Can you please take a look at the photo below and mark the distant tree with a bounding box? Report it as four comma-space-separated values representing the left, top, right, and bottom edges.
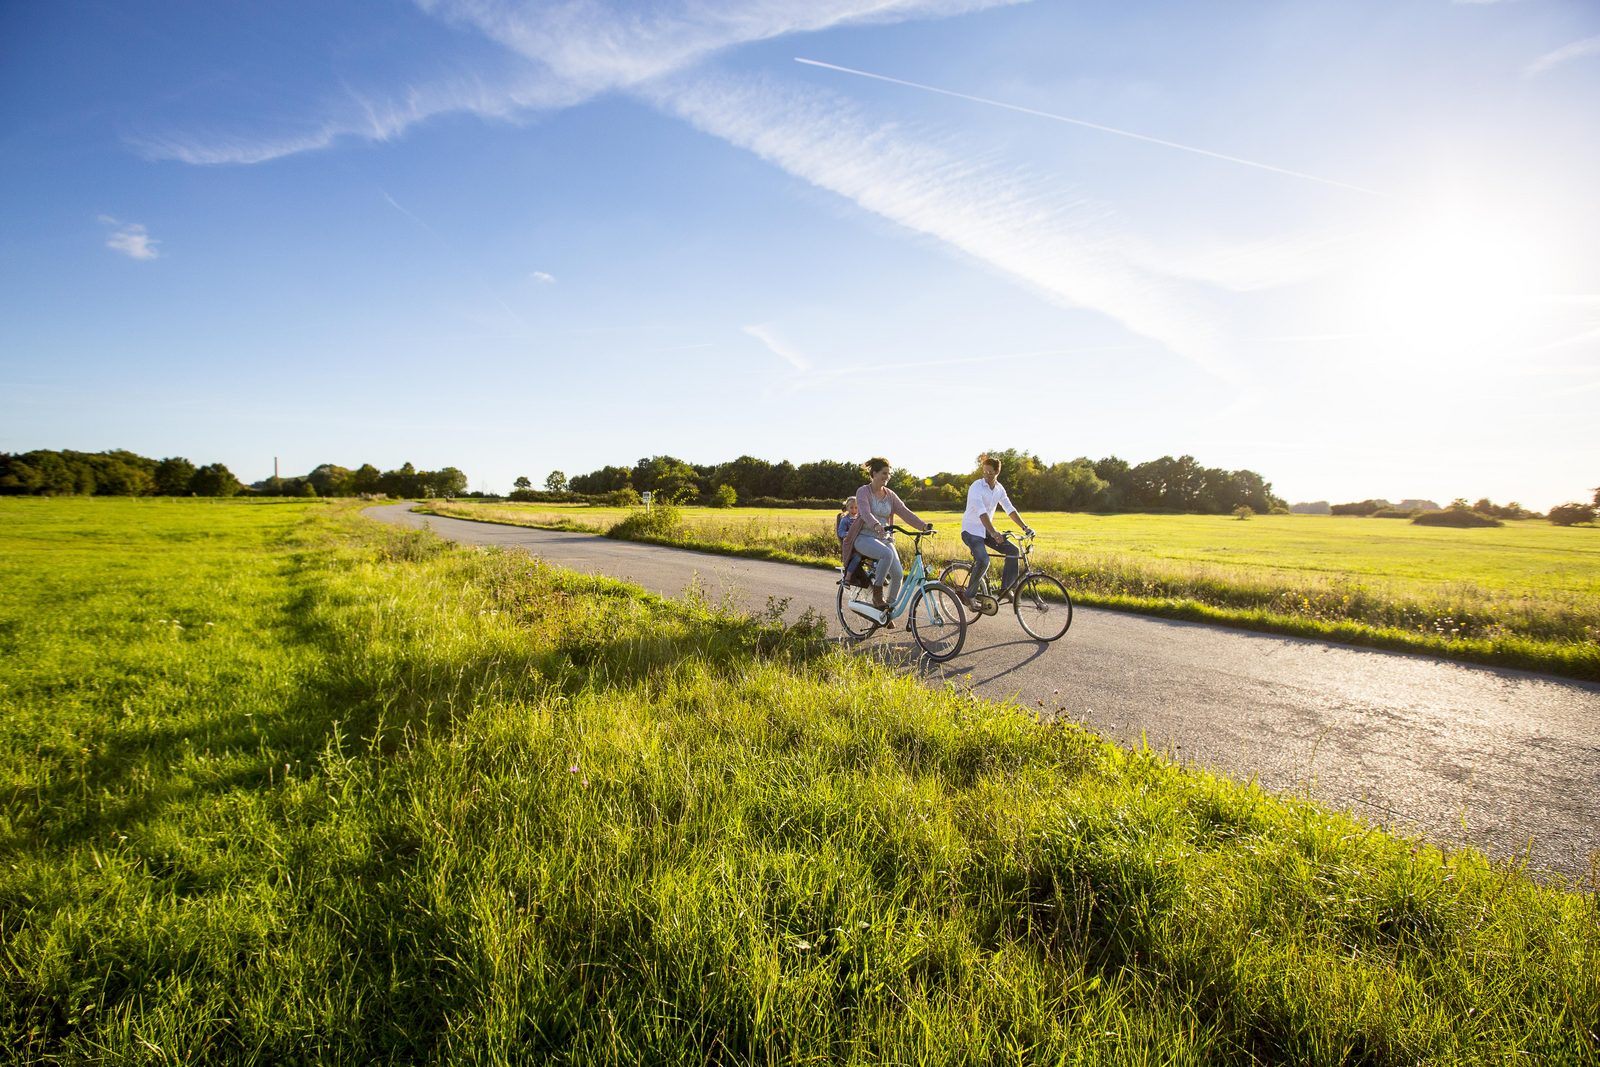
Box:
189, 463, 241, 497
153, 457, 196, 495
791, 459, 865, 499
307, 464, 354, 497
631, 455, 699, 501
1548, 502, 1597, 526
1092, 456, 1133, 509
569, 465, 631, 494
1593, 486, 1599, 508
1331, 499, 1389, 517
87, 459, 137, 495
709, 484, 737, 508
351, 464, 382, 494
1033, 459, 1107, 510
544, 470, 567, 493
431, 467, 468, 499
379, 462, 421, 498
298, 480, 318, 497
513, 475, 532, 492
92, 451, 155, 496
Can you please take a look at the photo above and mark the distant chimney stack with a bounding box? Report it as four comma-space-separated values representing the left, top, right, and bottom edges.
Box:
274, 457, 279, 479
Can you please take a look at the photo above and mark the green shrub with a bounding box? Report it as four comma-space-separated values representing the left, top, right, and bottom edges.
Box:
608, 500, 684, 541
1372, 507, 1418, 519
1232, 505, 1254, 520
1412, 509, 1503, 528
1331, 499, 1387, 516
709, 484, 737, 508
605, 486, 642, 507
1547, 502, 1597, 526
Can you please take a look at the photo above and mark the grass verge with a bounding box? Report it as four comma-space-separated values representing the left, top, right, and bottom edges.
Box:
2, 498, 1596, 1064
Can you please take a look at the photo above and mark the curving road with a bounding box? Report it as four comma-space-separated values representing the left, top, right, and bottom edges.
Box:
367, 504, 1600, 883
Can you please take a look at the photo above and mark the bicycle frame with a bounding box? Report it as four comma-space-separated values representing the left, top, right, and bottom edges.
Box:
842, 528, 953, 626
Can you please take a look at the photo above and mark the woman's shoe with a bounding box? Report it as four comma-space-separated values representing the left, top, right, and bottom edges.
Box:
871, 585, 886, 610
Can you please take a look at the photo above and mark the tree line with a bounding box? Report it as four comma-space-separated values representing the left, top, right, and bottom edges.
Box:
529, 449, 1285, 514
0, 450, 467, 499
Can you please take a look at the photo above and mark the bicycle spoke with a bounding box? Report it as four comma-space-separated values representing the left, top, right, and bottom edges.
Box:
1013, 573, 1072, 642
909, 584, 966, 661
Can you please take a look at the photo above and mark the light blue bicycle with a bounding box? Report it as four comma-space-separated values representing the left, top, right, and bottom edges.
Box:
837, 524, 968, 661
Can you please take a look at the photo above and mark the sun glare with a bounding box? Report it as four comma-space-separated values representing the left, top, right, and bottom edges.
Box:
1361, 193, 1567, 363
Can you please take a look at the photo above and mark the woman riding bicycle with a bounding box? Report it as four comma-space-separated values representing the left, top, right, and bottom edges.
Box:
841, 457, 931, 623
959, 453, 1034, 613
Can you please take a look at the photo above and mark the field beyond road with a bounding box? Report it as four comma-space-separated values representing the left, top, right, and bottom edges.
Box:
2, 498, 1596, 1064
420, 501, 1600, 681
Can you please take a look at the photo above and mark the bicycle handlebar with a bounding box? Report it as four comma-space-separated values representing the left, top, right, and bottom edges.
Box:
885, 523, 935, 536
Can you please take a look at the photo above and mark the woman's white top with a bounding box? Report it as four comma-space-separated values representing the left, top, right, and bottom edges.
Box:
868, 491, 894, 533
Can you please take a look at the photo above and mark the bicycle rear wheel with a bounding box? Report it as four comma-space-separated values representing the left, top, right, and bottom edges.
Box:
837, 581, 881, 639
1013, 573, 1072, 642
909, 582, 966, 661
937, 561, 984, 599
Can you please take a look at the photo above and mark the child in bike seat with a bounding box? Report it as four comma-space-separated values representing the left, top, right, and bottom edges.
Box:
837, 497, 870, 586
836, 496, 858, 541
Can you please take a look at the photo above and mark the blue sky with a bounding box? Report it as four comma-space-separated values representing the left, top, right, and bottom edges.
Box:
3, 0, 1597, 508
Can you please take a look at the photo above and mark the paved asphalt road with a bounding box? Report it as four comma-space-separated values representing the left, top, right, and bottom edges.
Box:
367, 504, 1600, 883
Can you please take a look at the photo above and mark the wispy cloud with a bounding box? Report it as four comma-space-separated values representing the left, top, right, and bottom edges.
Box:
743, 323, 812, 371
1524, 34, 1600, 78
795, 58, 1386, 197
145, 0, 1022, 164
99, 216, 160, 260
650, 72, 1233, 377
531, 271, 557, 284
422, 0, 1023, 91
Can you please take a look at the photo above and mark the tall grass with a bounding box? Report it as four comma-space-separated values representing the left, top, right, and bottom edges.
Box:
2, 499, 1596, 1064
418, 501, 1600, 680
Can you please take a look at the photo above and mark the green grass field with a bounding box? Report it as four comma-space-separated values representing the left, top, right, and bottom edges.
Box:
420, 501, 1600, 680
2, 497, 1597, 1063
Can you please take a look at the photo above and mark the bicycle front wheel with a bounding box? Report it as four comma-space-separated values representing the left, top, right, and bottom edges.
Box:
837, 582, 881, 640
1013, 573, 1072, 642
909, 582, 966, 662
937, 561, 983, 599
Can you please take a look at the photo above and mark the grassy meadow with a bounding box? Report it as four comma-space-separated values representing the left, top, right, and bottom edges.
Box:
1, 497, 1597, 1064
419, 501, 1600, 681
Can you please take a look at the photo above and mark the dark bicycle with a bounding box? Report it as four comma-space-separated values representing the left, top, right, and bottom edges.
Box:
938, 531, 1072, 642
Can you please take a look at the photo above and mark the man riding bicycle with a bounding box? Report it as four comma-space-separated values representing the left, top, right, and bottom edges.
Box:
959, 453, 1034, 614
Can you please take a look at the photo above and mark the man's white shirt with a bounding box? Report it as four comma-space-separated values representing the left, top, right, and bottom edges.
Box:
961, 479, 1015, 537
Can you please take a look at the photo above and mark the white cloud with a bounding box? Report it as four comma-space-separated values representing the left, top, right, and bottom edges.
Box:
743, 323, 811, 371
531, 271, 556, 283
102, 218, 160, 260
1524, 35, 1600, 78
145, 0, 1023, 164
653, 72, 1232, 378
423, 0, 1022, 91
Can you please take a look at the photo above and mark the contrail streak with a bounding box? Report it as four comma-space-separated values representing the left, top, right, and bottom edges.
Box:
795, 57, 1385, 197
